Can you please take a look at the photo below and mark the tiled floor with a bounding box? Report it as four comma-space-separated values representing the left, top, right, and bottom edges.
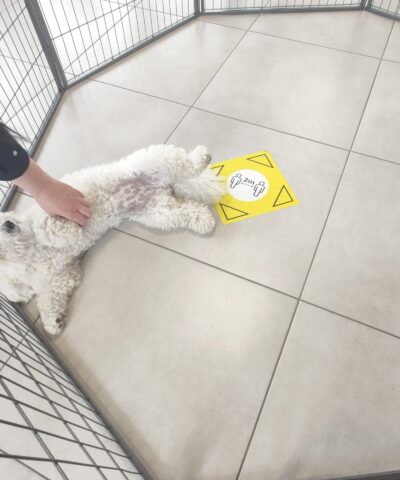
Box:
9, 9, 400, 480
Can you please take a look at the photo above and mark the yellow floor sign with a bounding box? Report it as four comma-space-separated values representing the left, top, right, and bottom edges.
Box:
211, 150, 299, 225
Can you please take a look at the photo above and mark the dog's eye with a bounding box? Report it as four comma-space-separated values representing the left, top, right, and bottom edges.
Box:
1, 221, 16, 233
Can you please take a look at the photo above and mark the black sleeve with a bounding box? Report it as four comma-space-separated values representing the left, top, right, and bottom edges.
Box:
0, 141, 30, 181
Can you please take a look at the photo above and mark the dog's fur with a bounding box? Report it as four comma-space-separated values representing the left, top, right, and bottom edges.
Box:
0, 145, 224, 335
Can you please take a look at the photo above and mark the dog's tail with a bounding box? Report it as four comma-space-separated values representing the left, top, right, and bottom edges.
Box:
173, 168, 226, 204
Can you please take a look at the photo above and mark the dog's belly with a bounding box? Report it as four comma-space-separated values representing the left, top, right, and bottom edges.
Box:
111, 173, 170, 214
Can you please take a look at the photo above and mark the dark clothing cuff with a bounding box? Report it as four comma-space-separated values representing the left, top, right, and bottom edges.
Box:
0, 142, 30, 181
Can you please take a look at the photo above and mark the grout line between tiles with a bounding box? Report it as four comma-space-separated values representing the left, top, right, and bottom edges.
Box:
163, 106, 192, 144
383, 57, 400, 64
113, 226, 299, 301
113, 228, 400, 344
193, 105, 350, 151
197, 17, 258, 31
90, 77, 190, 106
234, 18, 397, 480
351, 150, 400, 166
234, 298, 302, 480
301, 300, 400, 341
296, 18, 397, 302
198, 16, 400, 63
91, 78, 350, 153
247, 28, 384, 61
96, 72, 400, 165
163, 14, 259, 143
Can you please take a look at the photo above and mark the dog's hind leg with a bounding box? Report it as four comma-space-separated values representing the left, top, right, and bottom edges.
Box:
187, 145, 212, 174
132, 196, 215, 235
163, 145, 211, 179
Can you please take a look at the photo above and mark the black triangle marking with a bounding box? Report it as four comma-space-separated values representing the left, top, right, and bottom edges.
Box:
210, 164, 224, 176
220, 204, 249, 221
273, 185, 294, 207
247, 153, 274, 168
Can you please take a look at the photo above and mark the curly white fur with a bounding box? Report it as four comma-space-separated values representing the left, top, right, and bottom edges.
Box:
0, 145, 225, 335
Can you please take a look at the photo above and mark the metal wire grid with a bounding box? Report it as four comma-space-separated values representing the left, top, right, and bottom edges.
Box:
202, 0, 362, 13
370, 0, 400, 17
0, 0, 62, 211
201, 0, 399, 15
37, 0, 196, 84
0, 294, 145, 480
202, 0, 264, 11
0, 2, 398, 479
264, 0, 362, 9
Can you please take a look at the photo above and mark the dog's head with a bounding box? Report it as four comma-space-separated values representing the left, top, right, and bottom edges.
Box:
0, 211, 37, 303
0, 211, 35, 261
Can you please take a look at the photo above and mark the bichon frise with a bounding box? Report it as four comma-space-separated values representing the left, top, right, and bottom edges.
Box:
0, 145, 224, 335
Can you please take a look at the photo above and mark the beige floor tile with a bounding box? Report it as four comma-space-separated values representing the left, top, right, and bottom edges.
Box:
43, 229, 296, 480
92, 21, 244, 104
199, 13, 259, 30
196, 31, 378, 148
251, 10, 393, 57
384, 21, 400, 62
354, 60, 400, 163
303, 153, 400, 335
35, 79, 187, 178
239, 302, 400, 480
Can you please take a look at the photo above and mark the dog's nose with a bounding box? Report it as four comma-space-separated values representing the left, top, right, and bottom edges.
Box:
2, 220, 16, 233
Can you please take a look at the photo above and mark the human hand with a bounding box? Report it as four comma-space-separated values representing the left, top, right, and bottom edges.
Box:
13, 159, 92, 226
35, 178, 92, 226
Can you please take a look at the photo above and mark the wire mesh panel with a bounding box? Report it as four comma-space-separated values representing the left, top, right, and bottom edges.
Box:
0, 294, 146, 480
202, 0, 362, 12
264, 0, 361, 9
37, 0, 196, 84
202, 0, 264, 11
0, 0, 62, 211
370, 0, 400, 17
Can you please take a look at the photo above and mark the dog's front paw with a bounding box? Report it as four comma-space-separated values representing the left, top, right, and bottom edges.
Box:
43, 314, 67, 336
189, 207, 216, 235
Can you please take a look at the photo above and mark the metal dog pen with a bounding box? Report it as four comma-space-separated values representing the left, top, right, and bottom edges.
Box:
0, 1, 399, 479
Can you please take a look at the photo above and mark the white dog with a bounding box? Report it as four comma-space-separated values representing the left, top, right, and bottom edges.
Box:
0, 145, 224, 335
